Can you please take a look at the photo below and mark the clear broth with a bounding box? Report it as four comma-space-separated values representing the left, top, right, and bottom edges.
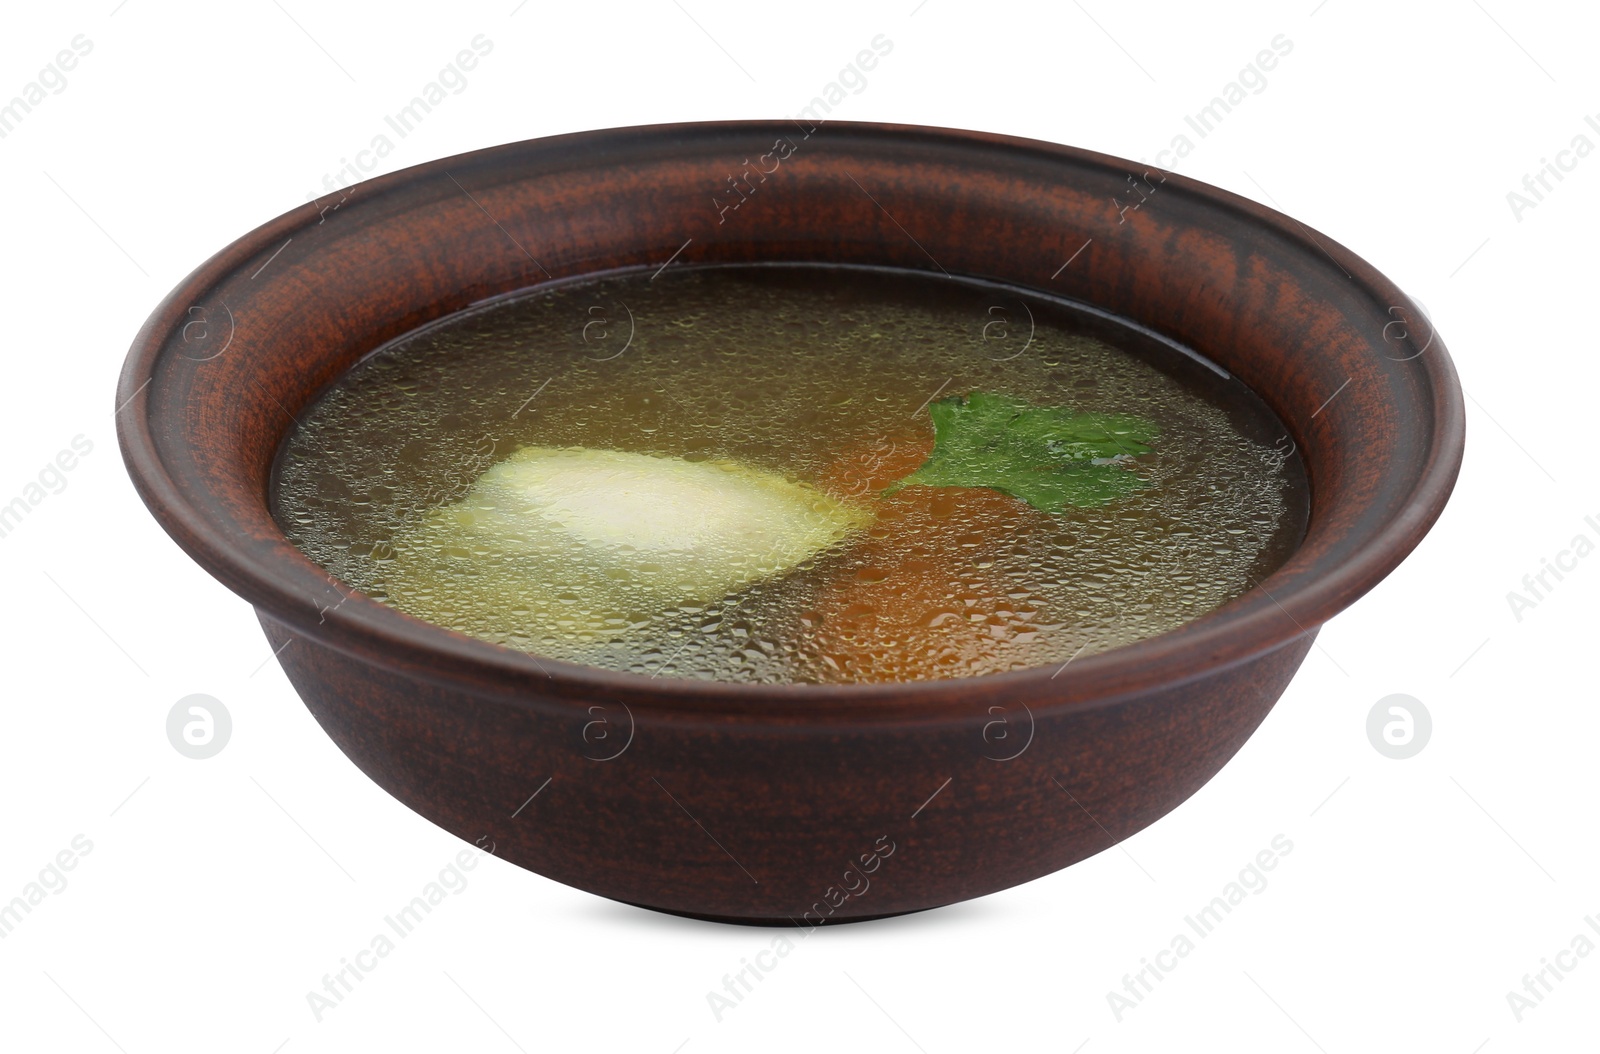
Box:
273, 264, 1308, 684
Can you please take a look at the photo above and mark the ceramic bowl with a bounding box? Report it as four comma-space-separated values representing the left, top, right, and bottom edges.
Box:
117, 122, 1463, 923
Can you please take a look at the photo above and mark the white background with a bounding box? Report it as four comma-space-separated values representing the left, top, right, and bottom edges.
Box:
1, 1, 1595, 1050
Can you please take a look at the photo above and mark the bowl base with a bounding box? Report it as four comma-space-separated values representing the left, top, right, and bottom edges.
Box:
619, 900, 938, 928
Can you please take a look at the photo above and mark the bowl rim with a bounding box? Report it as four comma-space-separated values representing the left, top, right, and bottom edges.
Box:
116, 120, 1465, 716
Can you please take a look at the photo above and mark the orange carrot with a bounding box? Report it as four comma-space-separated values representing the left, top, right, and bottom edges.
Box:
812, 428, 934, 501
806, 433, 1054, 682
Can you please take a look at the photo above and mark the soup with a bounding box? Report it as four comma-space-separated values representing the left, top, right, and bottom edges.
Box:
272, 265, 1308, 683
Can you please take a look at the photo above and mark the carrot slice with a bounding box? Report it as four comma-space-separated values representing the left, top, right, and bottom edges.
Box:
812, 427, 935, 501
805, 433, 1056, 682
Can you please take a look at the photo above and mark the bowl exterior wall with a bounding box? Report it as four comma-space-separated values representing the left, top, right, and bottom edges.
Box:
263, 612, 1314, 921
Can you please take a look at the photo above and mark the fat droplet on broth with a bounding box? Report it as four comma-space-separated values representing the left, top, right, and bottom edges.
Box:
272, 266, 1309, 684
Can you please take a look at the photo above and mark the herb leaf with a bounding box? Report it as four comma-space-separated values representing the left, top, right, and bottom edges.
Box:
887, 391, 1158, 513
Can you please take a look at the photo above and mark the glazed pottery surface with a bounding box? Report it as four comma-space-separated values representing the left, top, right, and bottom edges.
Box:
117, 122, 1463, 923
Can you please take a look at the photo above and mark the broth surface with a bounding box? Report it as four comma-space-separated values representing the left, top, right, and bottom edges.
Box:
273, 265, 1308, 683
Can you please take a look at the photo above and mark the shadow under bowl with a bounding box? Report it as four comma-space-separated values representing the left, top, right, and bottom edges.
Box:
117, 121, 1463, 924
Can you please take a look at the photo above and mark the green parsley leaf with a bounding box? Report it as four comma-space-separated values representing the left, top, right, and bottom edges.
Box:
887, 391, 1158, 513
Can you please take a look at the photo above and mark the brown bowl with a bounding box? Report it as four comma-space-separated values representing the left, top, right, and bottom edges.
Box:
117, 121, 1463, 924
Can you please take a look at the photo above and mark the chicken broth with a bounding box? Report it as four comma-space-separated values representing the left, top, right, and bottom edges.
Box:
272, 264, 1308, 684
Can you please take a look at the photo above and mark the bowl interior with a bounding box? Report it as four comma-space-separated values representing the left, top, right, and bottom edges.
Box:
117, 121, 1462, 711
